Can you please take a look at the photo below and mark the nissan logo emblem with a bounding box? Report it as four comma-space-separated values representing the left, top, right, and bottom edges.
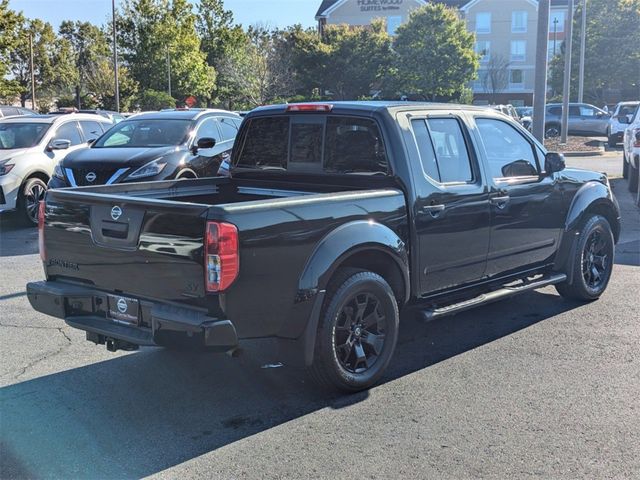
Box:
111, 205, 122, 221
117, 297, 128, 314
85, 171, 97, 182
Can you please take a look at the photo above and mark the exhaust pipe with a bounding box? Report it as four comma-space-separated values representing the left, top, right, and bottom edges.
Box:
105, 337, 139, 352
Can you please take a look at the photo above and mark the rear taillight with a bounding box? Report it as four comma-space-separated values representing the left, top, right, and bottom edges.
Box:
38, 200, 46, 262
205, 221, 239, 292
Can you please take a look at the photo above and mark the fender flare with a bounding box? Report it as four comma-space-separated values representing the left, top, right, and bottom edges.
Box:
297, 220, 409, 303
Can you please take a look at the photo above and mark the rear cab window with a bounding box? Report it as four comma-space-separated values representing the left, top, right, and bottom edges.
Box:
234, 114, 388, 175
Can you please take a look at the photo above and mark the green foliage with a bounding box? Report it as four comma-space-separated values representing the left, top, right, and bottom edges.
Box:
392, 3, 478, 100
135, 89, 176, 110
549, 0, 640, 103
118, 0, 215, 105
0, 0, 25, 100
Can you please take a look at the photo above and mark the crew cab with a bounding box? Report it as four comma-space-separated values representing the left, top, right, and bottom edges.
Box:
27, 102, 621, 392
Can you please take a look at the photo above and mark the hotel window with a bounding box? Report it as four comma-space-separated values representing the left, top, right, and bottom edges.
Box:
510, 40, 526, 62
387, 16, 402, 35
512, 11, 527, 33
476, 12, 491, 34
475, 41, 490, 62
549, 11, 565, 32
510, 69, 524, 87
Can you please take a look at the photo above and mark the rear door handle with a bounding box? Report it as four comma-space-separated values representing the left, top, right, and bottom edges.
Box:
423, 204, 446, 218
490, 196, 510, 209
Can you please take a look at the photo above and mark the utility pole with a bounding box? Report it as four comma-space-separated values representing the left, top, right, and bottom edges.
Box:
560, 0, 575, 144
112, 0, 120, 112
166, 48, 171, 98
29, 33, 36, 111
553, 17, 558, 55
532, 0, 550, 142
578, 0, 587, 103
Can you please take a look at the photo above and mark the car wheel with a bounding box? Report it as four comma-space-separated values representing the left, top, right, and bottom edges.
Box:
310, 268, 399, 392
18, 177, 47, 226
556, 215, 614, 301
607, 135, 616, 148
622, 152, 629, 179
545, 124, 561, 138
629, 159, 639, 193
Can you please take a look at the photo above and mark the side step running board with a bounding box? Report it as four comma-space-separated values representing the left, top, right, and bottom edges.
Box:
420, 273, 567, 322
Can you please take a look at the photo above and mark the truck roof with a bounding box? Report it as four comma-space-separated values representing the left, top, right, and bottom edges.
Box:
250, 101, 496, 117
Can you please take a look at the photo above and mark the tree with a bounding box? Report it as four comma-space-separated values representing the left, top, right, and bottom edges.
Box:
118, 0, 215, 104
481, 54, 510, 104
135, 89, 176, 110
549, 0, 640, 103
0, 0, 25, 100
392, 3, 478, 100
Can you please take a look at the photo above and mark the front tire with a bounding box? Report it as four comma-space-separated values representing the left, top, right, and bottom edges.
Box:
18, 177, 47, 225
310, 268, 399, 392
556, 215, 614, 301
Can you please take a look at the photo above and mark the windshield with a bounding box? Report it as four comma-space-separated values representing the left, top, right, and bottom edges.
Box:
92, 119, 192, 148
0, 123, 50, 149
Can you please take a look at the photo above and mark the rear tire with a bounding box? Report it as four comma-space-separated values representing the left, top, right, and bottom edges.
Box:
545, 124, 561, 138
310, 268, 399, 392
622, 153, 629, 179
18, 177, 47, 226
555, 215, 614, 301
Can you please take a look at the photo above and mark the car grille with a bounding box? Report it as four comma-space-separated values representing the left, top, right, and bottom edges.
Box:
69, 168, 126, 187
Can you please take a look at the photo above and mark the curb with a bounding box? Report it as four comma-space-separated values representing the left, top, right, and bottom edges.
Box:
560, 150, 604, 157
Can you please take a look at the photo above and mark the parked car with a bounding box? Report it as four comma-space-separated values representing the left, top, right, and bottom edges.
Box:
48, 109, 242, 189
515, 106, 533, 131
0, 105, 38, 119
28, 102, 620, 392
0, 114, 112, 224
608, 101, 639, 147
622, 105, 640, 192
491, 104, 530, 131
49, 108, 125, 124
544, 103, 610, 138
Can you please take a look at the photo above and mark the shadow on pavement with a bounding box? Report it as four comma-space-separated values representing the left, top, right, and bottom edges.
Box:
1, 289, 583, 479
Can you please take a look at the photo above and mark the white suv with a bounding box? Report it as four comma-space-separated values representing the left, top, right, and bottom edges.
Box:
0, 114, 112, 224
609, 101, 639, 147
622, 106, 640, 193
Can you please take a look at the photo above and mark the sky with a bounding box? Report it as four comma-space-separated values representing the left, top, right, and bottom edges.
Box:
9, 0, 319, 29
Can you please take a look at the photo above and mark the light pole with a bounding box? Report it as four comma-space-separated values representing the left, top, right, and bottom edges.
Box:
578, 0, 587, 103
166, 48, 171, 98
553, 17, 558, 56
560, 0, 575, 145
532, 0, 550, 142
112, 0, 120, 112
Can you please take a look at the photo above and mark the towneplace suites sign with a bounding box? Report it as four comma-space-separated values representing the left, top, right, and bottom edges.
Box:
357, 0, 403, 12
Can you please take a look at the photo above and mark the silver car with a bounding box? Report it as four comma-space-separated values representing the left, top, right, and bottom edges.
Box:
544, 103, 611, 138
0, 114, 112, 224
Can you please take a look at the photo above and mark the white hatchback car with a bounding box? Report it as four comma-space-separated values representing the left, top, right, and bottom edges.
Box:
0, 114, 113, 224
608, 101, 639, 147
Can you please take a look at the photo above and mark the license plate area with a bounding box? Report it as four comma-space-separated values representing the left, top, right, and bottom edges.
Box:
107, 294, 139, 325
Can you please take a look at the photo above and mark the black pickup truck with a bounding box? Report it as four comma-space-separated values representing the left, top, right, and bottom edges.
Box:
27, 102, 621, 391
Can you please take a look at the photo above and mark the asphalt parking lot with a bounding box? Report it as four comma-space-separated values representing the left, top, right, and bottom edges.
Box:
1, 155, 639, 479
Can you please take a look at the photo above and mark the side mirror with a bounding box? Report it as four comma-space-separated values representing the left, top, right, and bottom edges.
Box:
544, 152, 566, 175
48, 139, 71, 151
191, 137, 216, 155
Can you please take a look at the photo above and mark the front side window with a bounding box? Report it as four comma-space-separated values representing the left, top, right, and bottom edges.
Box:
54, 122, 83, 146
579, 105, 596, 117
476, 12, 491, 33
235, 115, 387, 174
195, 118, 222, 143
510, 40, 526, 62
412, 117, 473, 184
476, 118, 538, 180
512, 11, 527, 32
0, 123, 50, 149
94, 119, 192, 148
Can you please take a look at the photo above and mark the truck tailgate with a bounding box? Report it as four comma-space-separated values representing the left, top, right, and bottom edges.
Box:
42, 189, 209, 301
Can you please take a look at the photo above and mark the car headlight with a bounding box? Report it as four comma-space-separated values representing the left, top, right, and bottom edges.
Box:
53, 163, 65, 179
127, 159, 167, 179
0, 160, 14, 176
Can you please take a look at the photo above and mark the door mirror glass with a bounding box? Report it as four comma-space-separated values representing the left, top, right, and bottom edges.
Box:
544, 152, 565, 175
48, 139, 71, 151
197, 137, 216, 149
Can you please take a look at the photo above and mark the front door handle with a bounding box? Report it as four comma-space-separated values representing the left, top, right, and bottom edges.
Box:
423, 204, 446, 218
490, 196, 510, 209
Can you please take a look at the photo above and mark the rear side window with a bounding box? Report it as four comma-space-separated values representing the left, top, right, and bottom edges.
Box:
219, 117, 240, 141
53, 122, 83, 146
548, 106, 561, 116
411, 117, 473, 184
79, 121, 104, 141
236, 115, 388, 174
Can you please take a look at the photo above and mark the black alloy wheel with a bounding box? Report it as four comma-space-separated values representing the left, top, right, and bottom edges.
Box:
581, 228, 609, 291
333, 291, 388, 374
20, 178, 47, 225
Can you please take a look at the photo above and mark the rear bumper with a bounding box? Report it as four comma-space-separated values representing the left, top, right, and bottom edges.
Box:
26, 280, 238, 349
